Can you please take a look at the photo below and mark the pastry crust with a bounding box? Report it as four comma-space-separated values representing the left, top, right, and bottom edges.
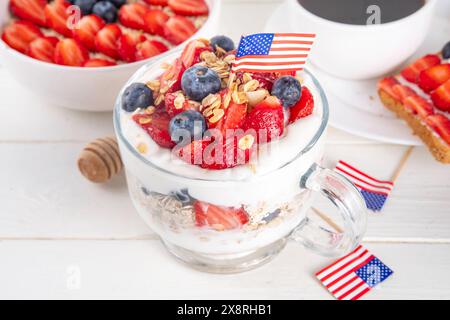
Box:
378, 89, 450, 163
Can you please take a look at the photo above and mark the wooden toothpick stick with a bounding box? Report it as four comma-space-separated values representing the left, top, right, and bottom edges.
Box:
390, 146, 414, 183
311, 207, 344, 233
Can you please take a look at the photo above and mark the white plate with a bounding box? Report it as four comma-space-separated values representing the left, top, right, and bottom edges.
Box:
264, 0, 450, 145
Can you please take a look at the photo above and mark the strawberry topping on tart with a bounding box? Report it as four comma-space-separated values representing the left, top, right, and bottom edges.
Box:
377, 42, 450, 163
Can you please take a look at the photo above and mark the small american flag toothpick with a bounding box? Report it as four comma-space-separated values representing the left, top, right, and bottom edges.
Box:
316, 245, 393, 300
231, 33, 316, 73
335, 160, 394, 212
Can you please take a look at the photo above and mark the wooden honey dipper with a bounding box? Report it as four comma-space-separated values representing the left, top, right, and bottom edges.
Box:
78, 136, 123, 183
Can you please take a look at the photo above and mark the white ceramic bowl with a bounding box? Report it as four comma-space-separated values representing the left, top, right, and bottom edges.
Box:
288, 0, 437, 80
0, 0, 221, 111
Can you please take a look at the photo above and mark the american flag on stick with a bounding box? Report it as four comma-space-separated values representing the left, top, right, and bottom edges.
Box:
335, 160, 394, 212
316, 245, 393, 300
231, 33, 316, 73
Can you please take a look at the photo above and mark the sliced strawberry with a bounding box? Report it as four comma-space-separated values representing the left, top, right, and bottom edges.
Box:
289, 86, 314, 123
431, 80, 450, 112
163, 16, 197, 45
54, 38, 89, 66
1, 20, 43, 53
118, 3, 149, 30
214, 101, 248, 134
168, 0, 209, 16
392, 84, 416, 103
164, 91, 195, 117
117, 33, 146, 62
426, 114, 450, 145
135, 39, 168, 61
144, 0, 168, 5
177, 135, 253, 170
193, 201, 248, 231
44, 0, 72, 37
83, 58, 117, 67
401, 54, 441, 84
180, 39, 211, 68
143, 9, 169, 37
26, 36, 59, 63
418, 64, 450, 93
133, 110, 175, 149
72, 15, 105, 52
243, 96, 284, 143
95, 23, 122, 60
404, 95, 434, 119
10, 0, 47, 27
377, 77, 400, 100
159, 58, 186, 93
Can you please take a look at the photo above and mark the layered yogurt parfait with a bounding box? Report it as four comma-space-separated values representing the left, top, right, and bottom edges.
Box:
114, 35, 366, 272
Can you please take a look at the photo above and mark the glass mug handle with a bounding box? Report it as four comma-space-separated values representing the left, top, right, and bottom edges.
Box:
291, 163, 367, 257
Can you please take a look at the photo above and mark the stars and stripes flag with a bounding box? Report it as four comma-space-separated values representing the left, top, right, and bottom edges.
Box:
316, 245, 393, 300
231, 33, 316, 73
335, 160, 394, 212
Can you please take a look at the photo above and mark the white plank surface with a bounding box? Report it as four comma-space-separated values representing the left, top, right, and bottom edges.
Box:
0, 0, 449, 299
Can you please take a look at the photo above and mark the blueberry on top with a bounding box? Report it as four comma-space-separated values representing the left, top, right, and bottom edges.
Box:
74, 0, 97, 15
271, 76, 302, 108
443, 41, 450, 60
169, 110, 207, 144
92, 1, 117, 23
210, 35, 235, 52
108, 0, 126, 8
181, 66, 222, 102
122, 83, 154, 112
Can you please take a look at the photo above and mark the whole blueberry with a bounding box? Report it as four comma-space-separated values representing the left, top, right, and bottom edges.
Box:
92, 1, 117, 23
108, 0, 126, 8
181, 66, 221, 101
122, 83, 154, 112
74, 0, 97, 15
443, 41, 450, 60
169, 110, 207, 144
271, 76, 302, 108
170, 189, 193, 205
210, 35, 235, 52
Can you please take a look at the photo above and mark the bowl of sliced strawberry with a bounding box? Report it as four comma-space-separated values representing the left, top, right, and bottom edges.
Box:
0, 0, 219, 111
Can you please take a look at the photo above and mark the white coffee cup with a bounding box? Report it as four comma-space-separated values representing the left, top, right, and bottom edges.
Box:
288, 0, 437, 80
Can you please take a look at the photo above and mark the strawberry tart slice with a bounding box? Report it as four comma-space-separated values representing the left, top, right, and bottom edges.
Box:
378, 41, 450, 163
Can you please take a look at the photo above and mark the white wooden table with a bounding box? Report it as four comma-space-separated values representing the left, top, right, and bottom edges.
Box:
1, 0, 449, 300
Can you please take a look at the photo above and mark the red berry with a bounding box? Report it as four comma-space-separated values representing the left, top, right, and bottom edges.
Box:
44, 0, 72, 37
431, 79, 450, 112
404, 95, 434, 120
418, 64, 450, 93
164, 91, 196, 117
289, 86, 314, 123
9, 0, 47, 27
243, 96, 284, 143
426, 114, 450, 145
168, 0, 209, 16
117, 33, 146, 62
118, 3, 149, 31
163, 16, 197, 45
54, 38, 90, 66
159, 58, 186, 93
392, 84, 416, 103
143, 0, 168, 5
143, 9, 169, 37
72, 15, 105, 52
377, 77, 400, 100
133, 110, 175, 149
83, 58, 117, 67
180, 39, 211, 68
213, 100, 248, 134
401, 54, 441, 84
135, 39, 168, 61
26, 36, 59, 63
95, 23, 122, 60
1, 20, 43, 53
194, 200, 249, 231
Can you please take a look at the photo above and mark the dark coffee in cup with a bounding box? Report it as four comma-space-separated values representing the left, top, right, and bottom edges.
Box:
297, 0, 425, 25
